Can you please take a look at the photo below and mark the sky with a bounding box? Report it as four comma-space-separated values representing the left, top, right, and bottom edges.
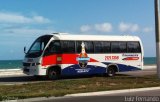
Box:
0, 0, 156, 60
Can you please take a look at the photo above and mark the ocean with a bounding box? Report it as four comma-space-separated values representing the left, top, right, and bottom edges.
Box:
143, 57, 156, 65
0, 60, 22, 69
0, 57, 156, 69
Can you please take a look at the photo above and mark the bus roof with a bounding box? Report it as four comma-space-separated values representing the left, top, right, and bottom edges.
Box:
46, 33, 141, 41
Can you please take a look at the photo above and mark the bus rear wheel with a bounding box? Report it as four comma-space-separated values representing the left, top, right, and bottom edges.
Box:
48, 69, 59, 80
107, 68, 116, 77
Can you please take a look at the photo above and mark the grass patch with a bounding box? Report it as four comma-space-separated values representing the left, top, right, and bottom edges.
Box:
0, 74, 160, 101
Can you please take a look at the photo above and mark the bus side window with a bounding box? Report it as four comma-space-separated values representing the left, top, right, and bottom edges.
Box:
94, 41, 111, 53
84, 41, 94, 53
44, 41, 61, 56
111, 42, 127, 53
76, 41, 82, 53
127, 42, 141, 53
76, 41, 94, 53
61, 41, 75, 53
94, 42, 103, 53
104, 42, 111, 53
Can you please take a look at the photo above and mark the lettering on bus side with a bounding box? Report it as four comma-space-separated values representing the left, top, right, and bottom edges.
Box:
105, 56, 119, 61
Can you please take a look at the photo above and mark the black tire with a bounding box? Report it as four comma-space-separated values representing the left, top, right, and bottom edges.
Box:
107, 68, 116, 77
47, 69, 59, 80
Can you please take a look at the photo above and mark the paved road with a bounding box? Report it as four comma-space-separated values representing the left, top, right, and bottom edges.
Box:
0, 75, 52, 85
0, 69, 156, 85
35, 89, 160, 102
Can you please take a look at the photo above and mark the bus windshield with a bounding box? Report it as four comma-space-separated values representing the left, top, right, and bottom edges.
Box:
25, 35, 52, 58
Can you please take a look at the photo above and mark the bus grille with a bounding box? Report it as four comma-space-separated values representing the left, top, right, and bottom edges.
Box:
23, 62, 31, 67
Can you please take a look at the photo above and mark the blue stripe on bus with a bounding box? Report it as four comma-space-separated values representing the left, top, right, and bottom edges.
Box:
118, 64, 141, 72
61, 64, 106, 75
102, 62, 141, 72
61, 63, 141, 75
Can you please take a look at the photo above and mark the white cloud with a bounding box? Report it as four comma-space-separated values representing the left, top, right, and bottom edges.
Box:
80, 25, 91, 32
119, 22, 139, 32
80, 22, 112, 33
32, 16, 50, 23
119, 22, 130, 32
0, 12, 50, 24
130, 24, 139, 32
0, 11, 53, 37
4, 28, 55, 37
80, 22, 154, 34
143, 27, 153, 33
94, 23, 112, 32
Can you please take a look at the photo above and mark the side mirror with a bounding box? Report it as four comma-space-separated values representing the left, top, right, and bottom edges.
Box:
24, 46, 27, 54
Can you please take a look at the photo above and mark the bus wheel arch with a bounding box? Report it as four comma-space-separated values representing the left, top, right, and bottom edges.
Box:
106, 64, 119, 77
47, 66, 61, 80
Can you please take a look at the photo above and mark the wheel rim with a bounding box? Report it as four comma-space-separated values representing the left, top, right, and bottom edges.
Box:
109, 70, 113, 76
108, 69, 114, 77
49, 70, 57, 79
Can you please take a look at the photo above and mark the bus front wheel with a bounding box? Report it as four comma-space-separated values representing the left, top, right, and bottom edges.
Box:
48, 69, 59, 80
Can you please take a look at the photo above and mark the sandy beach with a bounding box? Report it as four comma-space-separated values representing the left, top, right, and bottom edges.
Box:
0, 69, 23, 76
143, 65, 156, 69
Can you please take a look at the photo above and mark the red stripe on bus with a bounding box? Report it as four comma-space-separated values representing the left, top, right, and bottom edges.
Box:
61, 54, 79, 64
42, 54, 99, 66
123, 57, 139, 60
42, 55, 57, 66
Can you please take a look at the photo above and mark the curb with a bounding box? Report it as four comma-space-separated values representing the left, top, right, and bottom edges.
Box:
65, 87, 160, 97
4, 87, 160, 102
